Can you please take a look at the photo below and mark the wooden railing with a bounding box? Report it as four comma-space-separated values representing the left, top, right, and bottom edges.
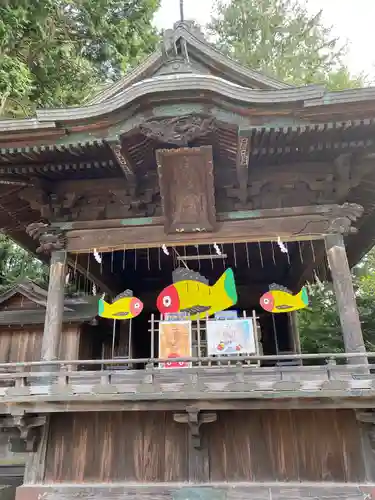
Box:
0, 350, 371, 371
0, 352, 371, 410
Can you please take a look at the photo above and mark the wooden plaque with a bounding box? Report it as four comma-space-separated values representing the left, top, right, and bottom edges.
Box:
156, 146, 216, 233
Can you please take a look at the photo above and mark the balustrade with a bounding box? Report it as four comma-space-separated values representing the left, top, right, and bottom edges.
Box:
0, 352, 372, 411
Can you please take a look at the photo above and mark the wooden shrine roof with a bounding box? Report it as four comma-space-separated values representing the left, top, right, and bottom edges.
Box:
0, 280, 97, 325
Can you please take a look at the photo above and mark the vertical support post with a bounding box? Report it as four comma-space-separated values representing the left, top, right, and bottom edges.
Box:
23, 417, 50, 484
289, 312, 301, 355
42, 250, 67, 364
325, 234, 366, 364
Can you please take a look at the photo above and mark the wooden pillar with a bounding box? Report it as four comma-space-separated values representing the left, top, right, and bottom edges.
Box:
41, 250, 67, 363
325, 234, 366, 363
289, 311, 301, 355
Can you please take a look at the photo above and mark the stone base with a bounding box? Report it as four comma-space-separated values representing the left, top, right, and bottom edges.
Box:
14, 483, 375, 500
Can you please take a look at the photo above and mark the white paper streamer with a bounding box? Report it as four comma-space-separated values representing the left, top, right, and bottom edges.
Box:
162, 244, 169, 255
93, 248, 102, 264
92, 283, 97, 296
65, 272, 70, 285
213, 243, 222, 256
277, 236, 288, 254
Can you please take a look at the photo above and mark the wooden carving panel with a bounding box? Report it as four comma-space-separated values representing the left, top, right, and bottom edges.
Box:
156, 146, 216, 233
19, 178, 162, 222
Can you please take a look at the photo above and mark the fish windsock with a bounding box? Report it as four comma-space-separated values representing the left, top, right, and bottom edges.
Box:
98, 298, 108, 317
298, 287, 309, 306
156, 267, 237, 318
259, 284, 308, 313
98, 290, 143, 320
213, 268, 237, 305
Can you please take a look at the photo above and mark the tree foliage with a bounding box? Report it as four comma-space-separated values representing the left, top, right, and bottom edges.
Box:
0, 235, 48, 292
298, 247, 375, 353
0, 0, 160, 116
209, 0, 365, 88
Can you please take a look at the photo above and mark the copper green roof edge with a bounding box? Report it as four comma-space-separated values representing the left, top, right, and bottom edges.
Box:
242, 117, 375, 133
34, 75, 325, 123
0, 118, 56, 133
0, 138, 107, 155
305, 87, 375, 107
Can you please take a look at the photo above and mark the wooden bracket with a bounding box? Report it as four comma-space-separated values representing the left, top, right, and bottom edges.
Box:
108, 140, 136, 186
173, 406, 217, 449
26, 221, 66, 253
0, 415, 46, 453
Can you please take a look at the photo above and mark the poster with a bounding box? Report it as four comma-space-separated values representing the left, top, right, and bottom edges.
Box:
159, 321, 192, 369
206, 319, 256, 356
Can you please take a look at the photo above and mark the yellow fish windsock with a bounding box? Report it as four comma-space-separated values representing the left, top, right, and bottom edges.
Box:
98, 289, 143, 320
156, 267, 237, 320
259, 284, 308, 313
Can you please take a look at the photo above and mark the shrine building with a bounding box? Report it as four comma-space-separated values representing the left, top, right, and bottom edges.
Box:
0, 20, 374, 500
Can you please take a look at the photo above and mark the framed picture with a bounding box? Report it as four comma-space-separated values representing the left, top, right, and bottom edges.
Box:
206, 318, 256, 356
159, 321, 192, 369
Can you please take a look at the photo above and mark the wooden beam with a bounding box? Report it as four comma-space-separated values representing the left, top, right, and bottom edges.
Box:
66, 204, 364, 253
7, 397, 375, 414
325, 233, 366, 363
14, 483, 375, 499
54, 204, 363, 231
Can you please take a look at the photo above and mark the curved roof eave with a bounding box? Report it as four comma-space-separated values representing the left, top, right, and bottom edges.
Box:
34, 74, 325, 123
1, 78, 375, 135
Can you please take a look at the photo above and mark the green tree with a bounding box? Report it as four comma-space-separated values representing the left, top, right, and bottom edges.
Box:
0, 0, 160, 116
299, 247, 375, 353
209, 0, 365, 88
0, 235, 48, 291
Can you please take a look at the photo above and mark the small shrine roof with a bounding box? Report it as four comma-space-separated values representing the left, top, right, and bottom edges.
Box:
0, 279, 97, 325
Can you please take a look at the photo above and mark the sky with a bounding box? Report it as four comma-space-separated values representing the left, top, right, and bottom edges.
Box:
154, 0, 375, 80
